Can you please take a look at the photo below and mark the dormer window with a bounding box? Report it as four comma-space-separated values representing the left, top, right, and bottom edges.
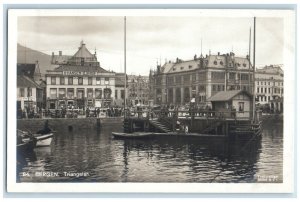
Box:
188, 65, 192, 69
173, 67, 176, 71
213, 61, 217, 65
243, 63, 247, 67
181, 67, 184, 70
220, 61, 224, 65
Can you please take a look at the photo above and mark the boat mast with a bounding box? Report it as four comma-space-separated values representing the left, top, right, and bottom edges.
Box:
248, 27, 251, 92
252, 17, 256, 122
124, 16, 127, 110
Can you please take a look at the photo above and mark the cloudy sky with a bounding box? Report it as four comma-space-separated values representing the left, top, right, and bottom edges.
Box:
18, 16, 284, 75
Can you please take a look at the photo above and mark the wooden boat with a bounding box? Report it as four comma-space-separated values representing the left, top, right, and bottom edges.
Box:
112, 132, 153, 139
35, 133, 54, 147
18, 130, 54, 147
17, 130, 37, 152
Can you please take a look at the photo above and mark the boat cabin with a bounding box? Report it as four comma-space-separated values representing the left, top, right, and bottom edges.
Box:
207, 90, 253, 119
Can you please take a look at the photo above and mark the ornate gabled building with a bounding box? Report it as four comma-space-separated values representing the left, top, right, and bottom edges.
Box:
45, 41, 116, 110
127, 75, 149, 106
150, 52, 254, 106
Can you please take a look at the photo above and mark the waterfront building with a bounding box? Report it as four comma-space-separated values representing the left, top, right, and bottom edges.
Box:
114, 73, 127, 107
254, 64, 284, 112
45, 41, 116, 110
17, 62, 44, 117
149, 52, 254, 106
128, 75, 150, 106
207, 90, 252, 119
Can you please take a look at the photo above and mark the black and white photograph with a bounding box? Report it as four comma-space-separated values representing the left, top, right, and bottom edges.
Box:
5, 8, 296, 193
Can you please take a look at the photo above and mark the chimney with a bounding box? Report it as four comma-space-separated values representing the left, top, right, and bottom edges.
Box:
194, 54, 197, 60
176, 57, 179, 63
218, 52, 220, 56
52, 52, 54, 56
59, 51, 62, 56
246, 55, 249, 59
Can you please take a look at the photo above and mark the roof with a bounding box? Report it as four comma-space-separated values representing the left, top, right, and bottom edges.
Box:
167, 60, 199, 73
73, 43, 95, 59
51, 65, 109, 73
17, 75, 41, 89
17, 63, 36, 77
52, 55, 72, 64
161, 62, 175, 73
207, 90, 252, 102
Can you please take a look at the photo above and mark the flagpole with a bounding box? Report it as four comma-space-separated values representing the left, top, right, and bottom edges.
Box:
124, 16, 127, 111
252, 17, 256, 122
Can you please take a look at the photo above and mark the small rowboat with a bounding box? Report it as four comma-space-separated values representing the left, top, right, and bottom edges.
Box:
112, 132, 153, 139
35, 133, 54, 147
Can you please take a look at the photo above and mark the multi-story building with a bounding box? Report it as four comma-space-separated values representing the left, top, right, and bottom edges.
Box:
45, 41, 116, 109
255, 65, 284, 112
128, 75, 150, 106
114, 73, 127, 107
17, 62, 44, 117
150, 52, 254, 106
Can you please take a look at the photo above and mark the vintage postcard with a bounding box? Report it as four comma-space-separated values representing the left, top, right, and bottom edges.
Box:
6, 8, 295, 193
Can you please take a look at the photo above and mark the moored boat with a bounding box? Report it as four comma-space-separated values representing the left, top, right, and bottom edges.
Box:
17, 130, 37, 152
35, 133, 54, 147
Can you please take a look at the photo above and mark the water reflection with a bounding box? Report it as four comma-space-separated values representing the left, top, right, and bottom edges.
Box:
17, 122, 282, 183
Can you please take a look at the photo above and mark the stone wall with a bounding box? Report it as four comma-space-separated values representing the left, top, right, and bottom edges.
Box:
17, 117, 123, 133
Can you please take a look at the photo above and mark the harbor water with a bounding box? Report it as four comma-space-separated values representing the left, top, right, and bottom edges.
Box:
17, 119, 283, 183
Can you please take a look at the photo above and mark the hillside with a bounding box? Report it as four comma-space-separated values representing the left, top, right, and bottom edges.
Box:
17, 44, 53, 75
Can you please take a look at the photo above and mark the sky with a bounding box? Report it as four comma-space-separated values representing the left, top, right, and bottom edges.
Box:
18, 16, 284, 75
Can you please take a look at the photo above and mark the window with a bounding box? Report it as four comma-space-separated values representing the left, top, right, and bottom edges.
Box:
268, 88, 271, 93
60, 77, 65, 85
229, 73, 235, 80
175, 76, 181, 84
20, 88, 25, 97
58, 88, 66, 99
96, 77, 101, 85
261, 88, 263, 93
121, 90, 125, 99
50, 88, 57, 99
78, 77, 83, 85
265, 88, 267, 93
68, 77, 73, 85
213, 61, 217, 65
257, 88, 259, 93
192, 74, 196, 82
183, 75, 190, 82
67, 88, 74, 99
211, 72, 225, 80
198, 72, 206, 81
88, 77, 92, 85
87, 88, 93, 99
189, 65, 192, 69
77, 89, 84, 99
181, 66, 184, 70
212, 85, 216, 91
51, 76, 56, 85
95, 89, 102, 99
238, 102, 244, 112
220, 61, 224, 65
241, 74, 249, 81
81, 58, 84, 66
243, 63, 247, 67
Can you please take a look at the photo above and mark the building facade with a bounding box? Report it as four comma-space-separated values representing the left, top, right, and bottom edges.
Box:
150, 52, 254, 106
114, 73, 127, 107
17, 62, 44, 117
255, 65, 284, 112
45, 41, 116, 110
128, 75, 150, 106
